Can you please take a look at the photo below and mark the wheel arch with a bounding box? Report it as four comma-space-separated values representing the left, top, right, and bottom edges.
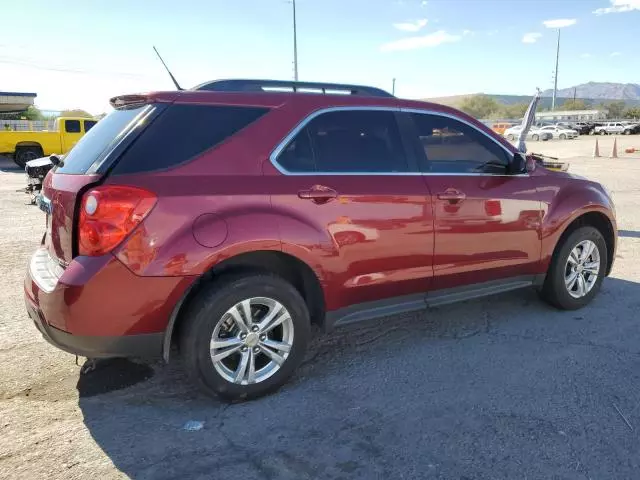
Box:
546, 210, 616, 278
15, 141, 44, 151
162, 250, 326, 362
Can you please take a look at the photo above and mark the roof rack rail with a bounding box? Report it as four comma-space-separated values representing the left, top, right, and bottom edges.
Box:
192, 79, 394, 98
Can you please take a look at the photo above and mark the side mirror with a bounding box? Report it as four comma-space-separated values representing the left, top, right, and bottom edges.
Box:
509, 152, 527, 174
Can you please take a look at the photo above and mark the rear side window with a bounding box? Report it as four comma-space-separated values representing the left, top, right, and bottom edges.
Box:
111, 104, 269, 174
84, 120, 97, 132
276, 110, 410, 173
56, 106, 148, 174
65, 120, 81, 133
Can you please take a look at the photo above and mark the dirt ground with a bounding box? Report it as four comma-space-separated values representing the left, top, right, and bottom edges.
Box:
1, 145, 640, 479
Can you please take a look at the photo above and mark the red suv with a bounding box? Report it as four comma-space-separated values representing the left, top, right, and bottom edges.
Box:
25, 80, 617, 401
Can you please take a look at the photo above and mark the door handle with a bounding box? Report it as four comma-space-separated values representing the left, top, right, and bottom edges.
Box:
298, 185, 338, 204
437, 189, 466, 202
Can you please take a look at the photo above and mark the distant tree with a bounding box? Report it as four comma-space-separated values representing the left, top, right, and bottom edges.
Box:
603, 101, 625, 119
497, 103, 529, 119
60, 109, 93, 118
2, 105, 44, 120
95, 112, 108, 120
623, 107, 640, 119
561, 99, 588, 111
458, 94, 500, 119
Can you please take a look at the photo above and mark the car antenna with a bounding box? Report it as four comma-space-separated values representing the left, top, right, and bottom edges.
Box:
153, 46, 183, 91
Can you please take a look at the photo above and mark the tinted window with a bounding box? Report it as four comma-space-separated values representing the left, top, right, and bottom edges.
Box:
112, 104, 268, 174
411, 113, 511, 174
65, 120, 81, 133
84, 120, 97, 132
277, 128, 315, 172
277, 110, 410, 173
56, 106, 148, 174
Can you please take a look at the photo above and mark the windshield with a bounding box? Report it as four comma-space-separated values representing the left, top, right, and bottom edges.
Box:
55, 105, 149, 174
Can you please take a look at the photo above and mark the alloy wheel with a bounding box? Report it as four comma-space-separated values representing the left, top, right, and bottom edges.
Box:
564, 240, 600, 299
210, 297, 294, 385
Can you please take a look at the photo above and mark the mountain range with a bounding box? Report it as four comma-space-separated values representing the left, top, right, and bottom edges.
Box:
424, 82, 640, 108
541, 82, 640, 101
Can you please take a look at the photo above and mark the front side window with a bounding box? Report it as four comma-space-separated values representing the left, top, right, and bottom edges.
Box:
276, 110, 410, 173
410, 113, 511, 174
84, 120, 97, 132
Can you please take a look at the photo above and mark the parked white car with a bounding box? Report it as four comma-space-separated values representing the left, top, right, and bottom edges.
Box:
503, 126, 552, 142
538, 125, 578, 139
594, 122, 640, 135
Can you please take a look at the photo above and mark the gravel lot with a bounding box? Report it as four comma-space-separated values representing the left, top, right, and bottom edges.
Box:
1, 142, 640, 479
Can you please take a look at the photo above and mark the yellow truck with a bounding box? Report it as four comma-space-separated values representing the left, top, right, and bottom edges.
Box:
0, 117, 97, 167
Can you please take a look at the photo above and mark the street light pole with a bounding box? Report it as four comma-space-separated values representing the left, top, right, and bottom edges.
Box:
392, 78, 396, 95
552, 28, 560, 110
292, 0, 299, 81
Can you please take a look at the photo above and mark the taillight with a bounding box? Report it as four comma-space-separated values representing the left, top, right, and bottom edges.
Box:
78, 186, 157, 256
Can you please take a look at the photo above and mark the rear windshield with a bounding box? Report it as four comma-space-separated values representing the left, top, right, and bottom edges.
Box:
56, 106, 148, 174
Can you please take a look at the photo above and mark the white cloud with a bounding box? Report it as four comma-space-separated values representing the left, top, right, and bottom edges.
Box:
393, 19, 428, 32
522, 32, 542, 43
580, 53, 593, 58
421, 0, 428, 6
611, 51, 622, 56
380, 30, 462, 52
594, 0, 640, 14
462, 29, 473, 36
543, 18, 577, 28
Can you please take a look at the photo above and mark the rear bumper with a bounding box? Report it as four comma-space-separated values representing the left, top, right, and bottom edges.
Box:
24, 248, 193, 359
25, 298, 162, 358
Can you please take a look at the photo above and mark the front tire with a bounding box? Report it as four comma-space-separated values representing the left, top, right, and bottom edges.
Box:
559, 133, 567, 140
540, 226, 607, 310
507, 134, 515, 141
532, 134, 540, 141
600, 130, 607, 136
180, 274, 311, 402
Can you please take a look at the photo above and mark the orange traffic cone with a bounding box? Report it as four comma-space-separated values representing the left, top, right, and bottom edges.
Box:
593, 139, 600, 158
610, 138, 618, 159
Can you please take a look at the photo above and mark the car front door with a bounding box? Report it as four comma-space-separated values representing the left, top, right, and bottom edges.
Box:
403, 110, 543, 291
269, 108, 435, 311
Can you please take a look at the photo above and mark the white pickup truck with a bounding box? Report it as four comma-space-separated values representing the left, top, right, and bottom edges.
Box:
594, 122, 640, 135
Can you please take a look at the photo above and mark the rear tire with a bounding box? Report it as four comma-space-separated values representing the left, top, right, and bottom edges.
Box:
532, 134, 540, 141
180, 274, 311, 402
600, 130, 607, 136
507, 134, 515, 141
540, 226, 607, 310
14, 147, 43, 168
624, 129, 631, 135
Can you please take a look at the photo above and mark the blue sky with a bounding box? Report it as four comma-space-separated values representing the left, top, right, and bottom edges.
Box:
1, 0, 638, 113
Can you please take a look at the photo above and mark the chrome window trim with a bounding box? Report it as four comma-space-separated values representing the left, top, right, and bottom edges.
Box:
268, 106, 528, 177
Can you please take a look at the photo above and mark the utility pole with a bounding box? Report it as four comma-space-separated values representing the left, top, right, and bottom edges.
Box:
392, 78, 396, 95
292, 0, 299, 81
552, 28, 560, 110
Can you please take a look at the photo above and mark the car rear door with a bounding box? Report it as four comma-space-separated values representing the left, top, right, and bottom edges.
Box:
401, 110, 542, 291
269, 108, 435, 310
